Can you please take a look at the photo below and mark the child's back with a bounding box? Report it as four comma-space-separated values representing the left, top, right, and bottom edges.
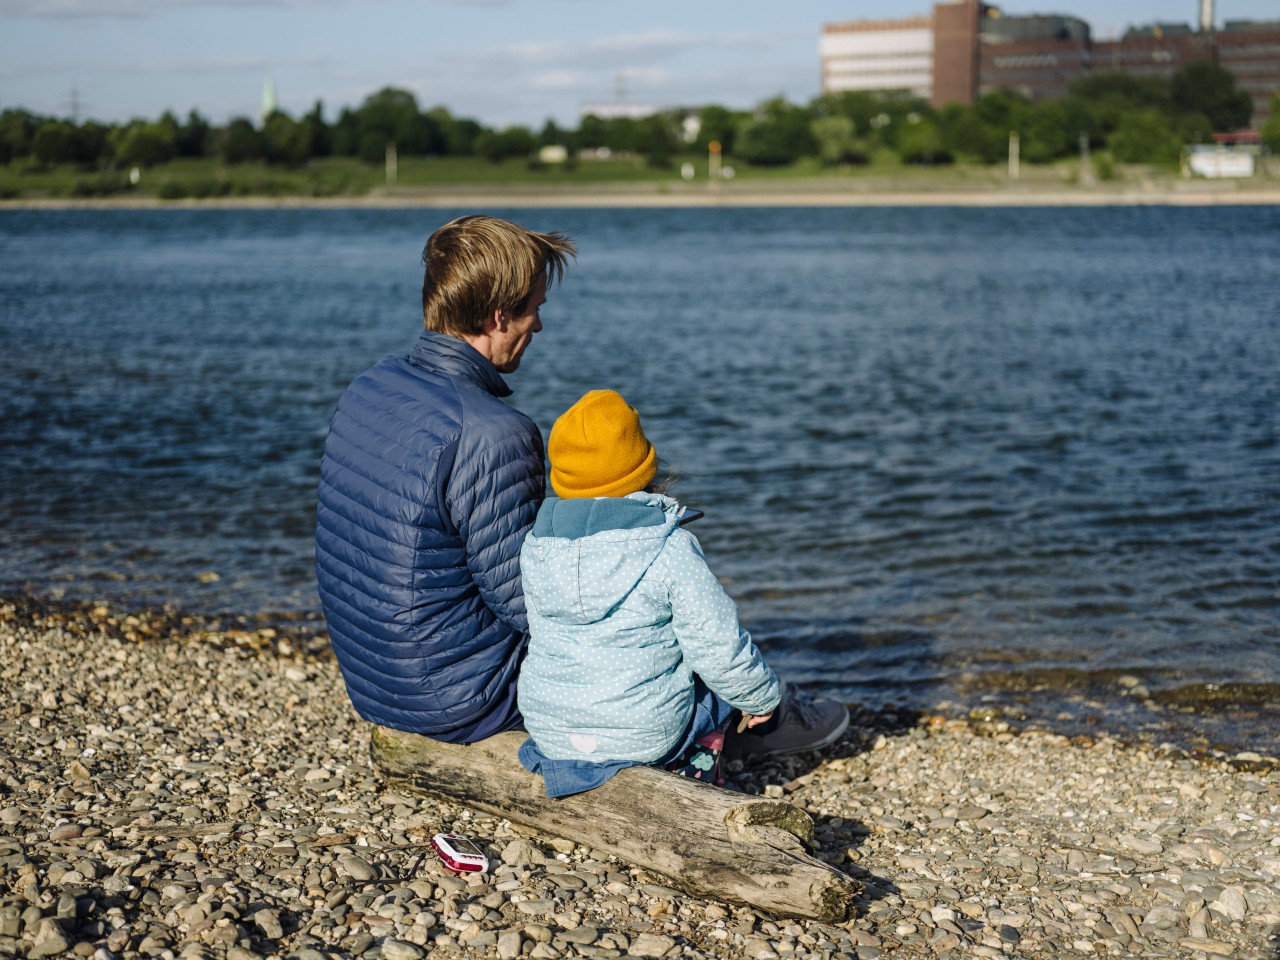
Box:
519, 490, 779, 765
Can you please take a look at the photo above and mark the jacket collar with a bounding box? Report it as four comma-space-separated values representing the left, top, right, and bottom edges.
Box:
408, 329, 512, 398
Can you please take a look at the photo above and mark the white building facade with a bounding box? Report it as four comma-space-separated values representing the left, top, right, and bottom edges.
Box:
819, 18, 934, 98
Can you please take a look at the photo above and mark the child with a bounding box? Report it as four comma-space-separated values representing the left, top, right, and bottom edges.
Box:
517, 390, 781, 798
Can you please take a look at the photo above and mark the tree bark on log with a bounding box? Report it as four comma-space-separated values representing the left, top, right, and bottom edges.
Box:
370, 726, 860, 923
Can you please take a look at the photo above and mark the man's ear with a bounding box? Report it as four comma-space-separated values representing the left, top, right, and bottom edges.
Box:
488, 307, 510, 333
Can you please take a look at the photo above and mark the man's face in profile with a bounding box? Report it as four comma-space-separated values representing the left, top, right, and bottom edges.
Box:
492, 273, 547, 373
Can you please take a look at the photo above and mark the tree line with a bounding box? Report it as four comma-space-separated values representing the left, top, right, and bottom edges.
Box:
2, 62, 1276, 175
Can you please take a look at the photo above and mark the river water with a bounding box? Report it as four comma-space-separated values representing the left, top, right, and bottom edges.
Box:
2, 206, 1277, 753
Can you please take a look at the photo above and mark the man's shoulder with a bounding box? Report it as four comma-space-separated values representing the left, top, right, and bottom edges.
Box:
457, 390, 541, 454
331, 355, 463, 450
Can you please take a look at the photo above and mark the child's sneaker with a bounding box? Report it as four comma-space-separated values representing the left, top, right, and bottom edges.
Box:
723, 687, 849, 761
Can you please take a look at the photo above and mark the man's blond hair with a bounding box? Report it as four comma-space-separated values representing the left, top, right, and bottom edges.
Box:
421, 215, 575, 337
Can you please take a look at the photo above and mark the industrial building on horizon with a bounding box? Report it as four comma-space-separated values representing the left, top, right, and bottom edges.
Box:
820, 0, 1280, 128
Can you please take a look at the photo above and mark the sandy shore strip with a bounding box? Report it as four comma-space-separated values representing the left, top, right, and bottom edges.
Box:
2, 597, 1278, 960
5, 180, 1280, 210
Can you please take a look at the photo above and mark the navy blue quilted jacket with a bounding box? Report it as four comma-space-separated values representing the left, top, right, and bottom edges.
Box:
315, 330, 545, 742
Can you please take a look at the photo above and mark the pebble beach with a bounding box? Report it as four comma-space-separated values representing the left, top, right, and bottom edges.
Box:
3, 598, 1278, 960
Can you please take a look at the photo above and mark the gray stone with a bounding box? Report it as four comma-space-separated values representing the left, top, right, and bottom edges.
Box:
524, 924, 553, 943
497, 930, 524, 959
502, 839, 544, 866
1180, 937, 1235, 956
559, 925, 599, 945
627, 933, 676, 957
336, 855, 377, 882
49, 823, 83, 842
1122, 836, 1163, 856
1210, 886, 1247, 922
516, 899, 556, 916
28, 919, 72, 959
379, 939, 425, 960
741, 940, 778, 959
252, 909, 283, 939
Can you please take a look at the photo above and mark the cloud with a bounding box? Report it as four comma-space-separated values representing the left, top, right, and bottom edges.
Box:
529, 70, 585, 93
117, 54, 331, 76
0, 0, 395, 19
497, 31, 699, 69
2, 53, 330, 77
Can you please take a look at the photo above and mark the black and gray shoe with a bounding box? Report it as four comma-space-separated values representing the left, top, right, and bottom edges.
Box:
724, 686, 850, 761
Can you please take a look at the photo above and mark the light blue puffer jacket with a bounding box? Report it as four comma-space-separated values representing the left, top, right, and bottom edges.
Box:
517, 492, 780, 763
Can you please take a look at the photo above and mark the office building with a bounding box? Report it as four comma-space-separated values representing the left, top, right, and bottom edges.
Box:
820, 1, 1280, 127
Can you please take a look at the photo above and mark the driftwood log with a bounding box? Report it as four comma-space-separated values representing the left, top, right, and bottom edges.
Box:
370, 726, 860, 922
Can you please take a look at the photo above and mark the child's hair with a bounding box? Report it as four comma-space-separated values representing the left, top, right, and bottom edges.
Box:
646, 458, 682, 497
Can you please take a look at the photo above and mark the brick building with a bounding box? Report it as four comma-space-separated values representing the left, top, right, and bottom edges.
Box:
819, 1, 1280, 128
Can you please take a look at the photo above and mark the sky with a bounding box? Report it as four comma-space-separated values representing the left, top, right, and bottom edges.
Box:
2, 0, 1277, 130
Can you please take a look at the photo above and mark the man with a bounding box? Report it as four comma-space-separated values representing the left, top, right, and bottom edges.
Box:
316, 214, 571, 743
316, 213, 849, 757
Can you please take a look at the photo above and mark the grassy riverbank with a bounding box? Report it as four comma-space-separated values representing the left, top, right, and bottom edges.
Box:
5, 154, 1279, 207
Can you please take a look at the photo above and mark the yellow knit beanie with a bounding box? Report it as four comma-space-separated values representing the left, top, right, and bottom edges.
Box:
549, 390, 658, 499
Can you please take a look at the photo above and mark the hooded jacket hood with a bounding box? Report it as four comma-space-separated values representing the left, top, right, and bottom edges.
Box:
521, 492, 680, 626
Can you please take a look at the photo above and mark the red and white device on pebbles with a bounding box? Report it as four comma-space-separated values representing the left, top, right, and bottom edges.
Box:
431, 832, 489, 874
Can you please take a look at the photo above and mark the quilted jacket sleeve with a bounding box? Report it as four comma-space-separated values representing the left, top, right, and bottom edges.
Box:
662, 530, 781, 716
447, 422, 546, 635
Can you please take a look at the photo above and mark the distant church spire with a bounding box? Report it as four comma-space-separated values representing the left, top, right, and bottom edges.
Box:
261, 76, 277, 125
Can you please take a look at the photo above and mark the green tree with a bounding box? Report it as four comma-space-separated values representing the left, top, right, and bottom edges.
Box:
976, 88, 1032, 136
1261, 94, 1280, 153
634, 115, 677, 167
1170, 61, 1252, 132
604, 116, 639, 153
895, 116, 951, 164
813, 91, 882, 132
691, 104, 742, 154
576, 114, 608, 150
1068, 72, 1170, 142
735, 97, 815, 166
220, 117, 262, 164
262, 110, 310, 166
115, 120, 177, 167
1177, 111, 1216, 145
155, 111, 182, 149
176, 109, 212, 157
302, 101, 330, 157
539, 119, 566, 148
32, 120, 78, 165
427, 107, 482, 156
1108, 108, 1181, 164
474, 125, 535, 163
75, 121, 111, 166
937, 103, 1004, 163
0, 109, 40, 162
330, 108, 360, 156
810, 115, 867, 165
1021, 97, 1096, 162
355, 87, 431, 160
357, 131, 387, 165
